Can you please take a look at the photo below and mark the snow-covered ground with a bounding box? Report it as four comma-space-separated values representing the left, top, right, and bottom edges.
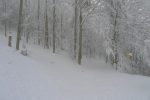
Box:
0, 34, 150, 100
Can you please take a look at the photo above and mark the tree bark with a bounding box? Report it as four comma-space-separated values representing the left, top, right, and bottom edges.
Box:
44, 0, 49, 49
78, 8, 83, 65
53, 0, 56, 53
3, 0, 7, 37
74, 0, 78, 59
37, 0, 40, 45
16, 0, 23, 50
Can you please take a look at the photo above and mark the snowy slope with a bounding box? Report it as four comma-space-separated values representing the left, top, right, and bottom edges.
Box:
0, 35, 150, 100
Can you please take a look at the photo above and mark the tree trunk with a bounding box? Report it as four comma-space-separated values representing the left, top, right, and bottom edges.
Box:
113, 11, 119, 69
37, 0, 40, 45
74, 0, 78, 59
3, 0, 7, 37
5, 21, 7, 37
60, 11, 63, 50
16, 0, 23, 50
78, 8, 83, 65
44, 0, 49, 49
8, 36, 12, 47
111, 0, 120, 70
53, 0, 56, 53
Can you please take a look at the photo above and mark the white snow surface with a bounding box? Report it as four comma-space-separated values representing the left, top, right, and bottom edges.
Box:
0, 35, 150, 100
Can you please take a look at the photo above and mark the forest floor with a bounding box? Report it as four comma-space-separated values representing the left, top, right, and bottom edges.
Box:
0, 34, 150, 100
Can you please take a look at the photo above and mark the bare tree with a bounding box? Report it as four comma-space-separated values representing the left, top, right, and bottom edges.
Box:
77, 0, 101, 64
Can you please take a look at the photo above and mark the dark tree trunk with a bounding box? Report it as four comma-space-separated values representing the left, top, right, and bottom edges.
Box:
53, 0, 56, 53
78, 8, 83, 65
16, 0, 23, 50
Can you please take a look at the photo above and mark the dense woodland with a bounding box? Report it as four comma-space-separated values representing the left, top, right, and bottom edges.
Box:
0, 0, 150, 76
